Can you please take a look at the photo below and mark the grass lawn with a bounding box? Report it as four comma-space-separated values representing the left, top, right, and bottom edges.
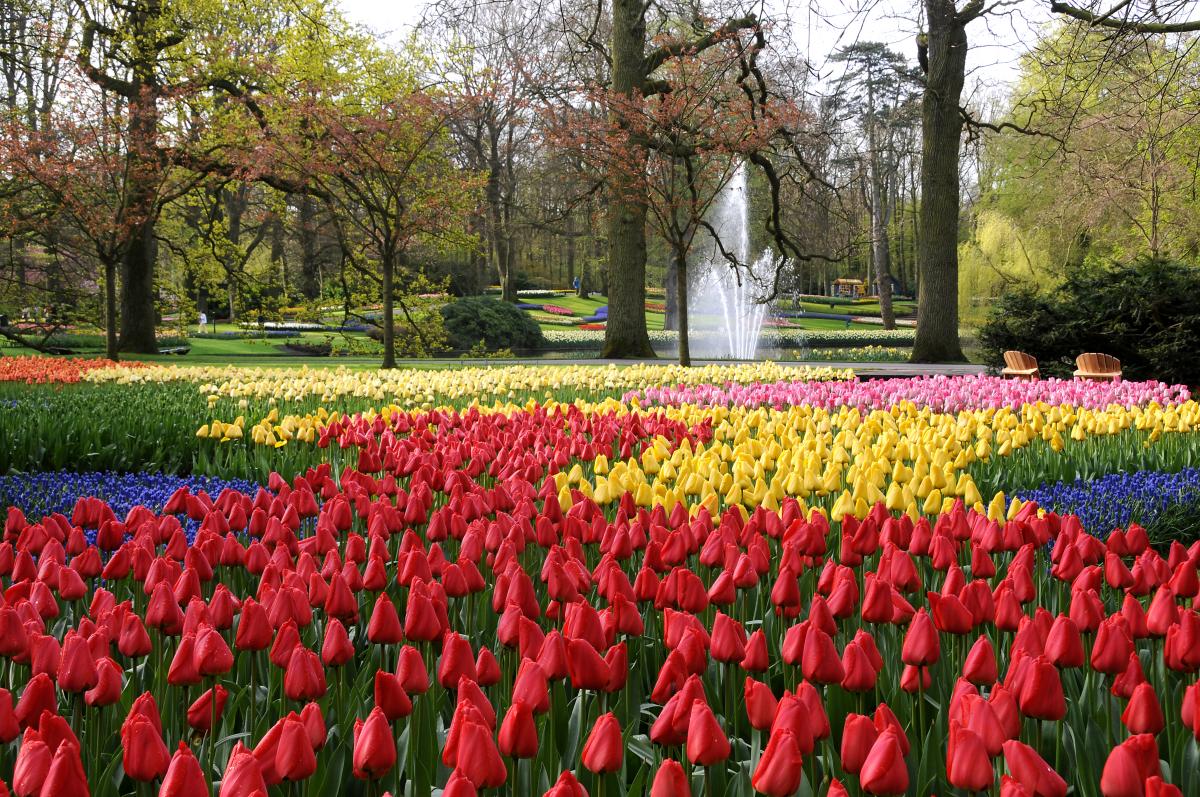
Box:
3, 292, 902, 368
784, 299, 917, 318
533, 295, 879, 334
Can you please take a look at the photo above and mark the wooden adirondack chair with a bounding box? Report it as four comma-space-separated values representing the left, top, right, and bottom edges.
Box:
1001, 351, 1040, 381
1074, 352, 1122, 381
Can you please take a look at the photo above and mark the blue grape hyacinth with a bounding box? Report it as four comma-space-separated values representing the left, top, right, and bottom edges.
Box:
1019, 468, 1200, 538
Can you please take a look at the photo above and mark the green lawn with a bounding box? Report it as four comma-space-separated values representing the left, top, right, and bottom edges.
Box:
783, 299, 917, 318
533, 295, 880, 333
3, 292, 897, 367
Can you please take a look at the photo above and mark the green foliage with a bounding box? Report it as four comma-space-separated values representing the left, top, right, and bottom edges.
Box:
978, 257, 1200, 383
440, 296, 545, 353
974, 27, 1200, 272
958, 210, 1056, 328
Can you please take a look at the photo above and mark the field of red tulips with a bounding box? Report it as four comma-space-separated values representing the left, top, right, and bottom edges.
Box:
1, 361, 1199, 796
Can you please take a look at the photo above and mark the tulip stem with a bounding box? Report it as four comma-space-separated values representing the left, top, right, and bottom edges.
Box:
208, 676, 218, 780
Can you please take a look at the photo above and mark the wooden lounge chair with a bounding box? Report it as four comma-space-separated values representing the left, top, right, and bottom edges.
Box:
1073, 352, 1121, 381
1001, 350, 1040, 381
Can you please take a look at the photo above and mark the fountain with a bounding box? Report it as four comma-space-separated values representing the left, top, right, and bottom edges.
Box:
687, 162, 773, 360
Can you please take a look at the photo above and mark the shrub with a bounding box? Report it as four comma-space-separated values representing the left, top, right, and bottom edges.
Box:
978, 257, 1200, 383
440, 296, 545, 352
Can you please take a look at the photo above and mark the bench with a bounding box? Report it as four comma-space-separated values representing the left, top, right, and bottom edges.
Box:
1073, 352, 1121, 381
158, 346, 191, 356
1001, 350, 1040, 381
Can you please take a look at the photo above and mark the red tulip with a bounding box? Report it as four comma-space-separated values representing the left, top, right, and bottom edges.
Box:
741, 629, 769, 671
454, 717, 506, 788
947, 721, 993, 791
1003, 739, 1068, 797
56, 631, 96, 693
565, 638, 610, 691
121, 712, 171, 782
283, 646, 326, 701
167, 634, 201, 686
194, 625, 234, 676
187, 684, 229, 735
650, 759, 692, 797
1101, 734, 1160, 797
321, 618, 354, 666
710, 613, 746, 663
0, 690, 17, 743
220, 742, 268, 797
1018, 656, 1065, 721
544, 770, 588, 797
398, 645, 431, 694
801, 626, 844, 684
1144, 776, 1184, 797
404, 588, 442, 642
1122, 683, 1164, 735
118, 613, 152, 658
374, 671, 412, 721
367, 594, 403, 644
826, 779, 851, 797
84, 657, 123, 707
42, 738, 88, 797
443, 770, 479, 797
498, 700, 538, 759
686, 700, 730, 766
234, 598, 271, 651
751, 729, 803, 796
439, 632, 477, 689
1092, 617, 1134, 675
840, 713, 878, 775
13, 729, 49, 797
841, 641, 878, 692
160, 743, 209, 797
276, 714, 317, 782
353, 708, 396, 780
860, 728, 908, 795
582, 712, 623, 773
744, 677, 778, 730
963, 634, 998, 684
300, 702, 327, 750
901, 609, 940, 666
13, 672, 54, 729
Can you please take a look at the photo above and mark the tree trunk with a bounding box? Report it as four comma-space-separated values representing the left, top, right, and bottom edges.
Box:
487, 142, 516, 303
602, 0, 654, 359
381, 254, 396, 369
870, 169, 896, 329
225, 184, 244, 321
663, 256, 678, 331
119, 220, 158, 353
118, 80, 160, 354
298, 195, 322, 300
104, 259, 119, 362
674, 248, 690, 366
911, 0, 968, 363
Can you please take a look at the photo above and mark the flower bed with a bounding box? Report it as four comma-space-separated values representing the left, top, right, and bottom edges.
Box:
628, 374, 1191, 412
1, 366, 1199, 796
1018, 468, 1200, 541
798, 346, 910, 362
0, 355, 136, 384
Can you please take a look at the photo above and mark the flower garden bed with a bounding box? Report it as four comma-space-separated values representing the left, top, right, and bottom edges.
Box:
0, 356, 1197, 796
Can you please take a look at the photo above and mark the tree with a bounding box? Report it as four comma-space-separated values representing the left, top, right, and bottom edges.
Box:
263, 46, 475, 368
68, 0, 338, 353
551, 0, 829, 359
830, 42, 918, 330
909, 0, 986, 363
430, 0, 544, 303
